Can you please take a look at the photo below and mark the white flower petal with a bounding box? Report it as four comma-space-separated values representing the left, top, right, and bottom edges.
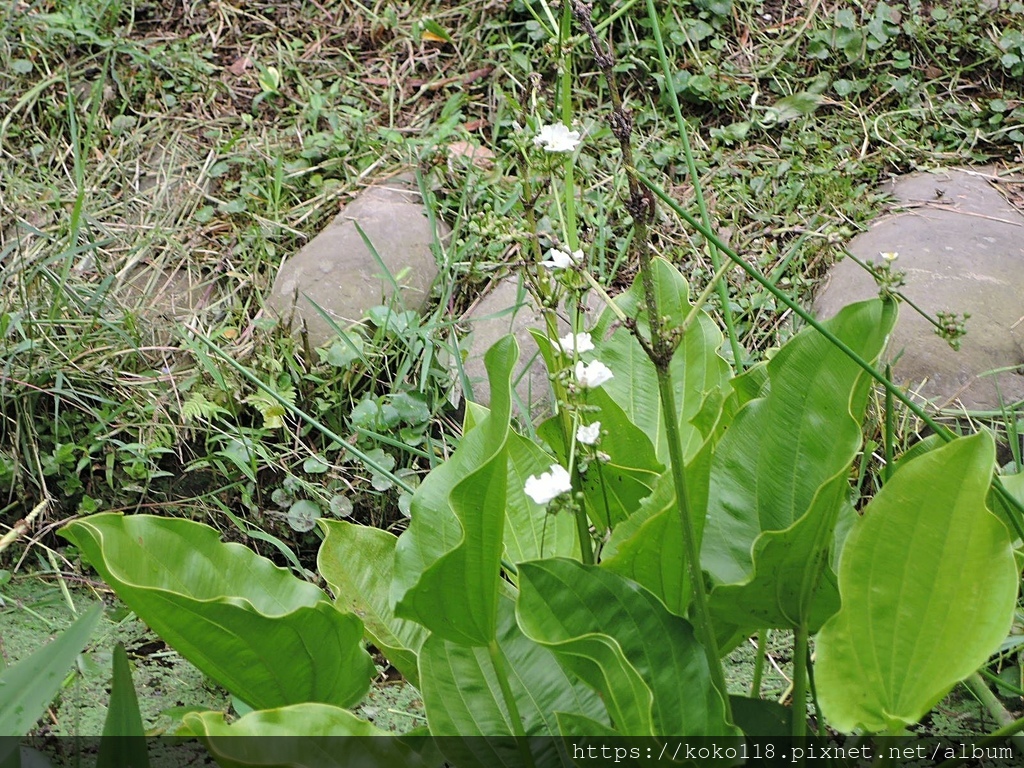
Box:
575, 360, 614, 389
557, 332, 594, 355
533, 123, 582, 153
576, 421, 602, 446
524, 464, 573, 505
540, 247, 580, 270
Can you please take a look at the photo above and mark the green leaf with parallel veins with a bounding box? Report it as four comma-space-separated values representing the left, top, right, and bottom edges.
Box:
419, 597, 606, 762
0, 604, 101, 737
516, 559, 737, 737
392, 336, 516, 646
702, 299, 894, 632
601, 428, 714, 616
318, 520, 427, 687
601, 385, 726, 617
816, 432, 1017, 733
60, 514, 374, 711
97, 643, 149, 768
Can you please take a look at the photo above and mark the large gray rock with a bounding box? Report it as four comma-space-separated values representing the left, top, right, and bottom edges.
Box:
267, 175, 445, 347
815, 167, 1024, 411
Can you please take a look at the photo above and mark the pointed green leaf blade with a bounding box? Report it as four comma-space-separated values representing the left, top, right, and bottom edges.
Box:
0, 604, 102, 736
60, 514, 374, 711
419, 598, 606, 763
517, 559, 737, 737
708, 475, 846, 633
702, 298, 894, 596
318, 520, 427, 687
97, 643, 148, 768
816, 432, 1017, 733
393, 336, 516, 646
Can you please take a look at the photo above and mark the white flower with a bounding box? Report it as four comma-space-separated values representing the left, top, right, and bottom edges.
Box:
540, 246, 583, 270
524, 464, 573, 505
575, 360, 614, 389
533, 123, 582, 153
557, 332, 594, 355
576, 421, 601, 446
880, 251, 899, 262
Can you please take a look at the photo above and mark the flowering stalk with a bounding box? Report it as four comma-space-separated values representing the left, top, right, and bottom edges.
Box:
558, 0, 579, 252
512, 84, 595, 562
571, 0, 732, 720
643, 0, 745, 371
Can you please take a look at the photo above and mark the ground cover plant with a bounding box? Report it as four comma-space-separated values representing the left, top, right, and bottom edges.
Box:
3, 0, 1024, 761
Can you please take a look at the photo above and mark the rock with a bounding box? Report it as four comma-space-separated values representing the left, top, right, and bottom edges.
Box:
815, 166, 1024, 411
267, 175, 445, 348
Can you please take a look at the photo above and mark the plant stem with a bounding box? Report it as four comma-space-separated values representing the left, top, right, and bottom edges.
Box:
657, 373, 732, 719
558, 0, 578, 250
573, 494, 595, 565
750, 631, 766, 698
963, 672, 1024, 757
884, 363, 894, 483
643, 0, 744, 371
488, 639, 536, 768
636, 170, 1024, 535
571, 0, 731, 718
791, 625, 809, 737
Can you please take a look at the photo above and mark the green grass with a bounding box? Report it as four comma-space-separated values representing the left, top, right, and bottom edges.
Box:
1, 0, 1023, 567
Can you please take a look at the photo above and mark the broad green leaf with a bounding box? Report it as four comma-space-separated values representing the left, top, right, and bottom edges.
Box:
816, 432, 1017, 733
420, 598, 605, 764
181, 704, 432, 768
708, 480, 845, 633
516, 559, 737, 737
393, 336, 516, 646
0, 604, 101, 736
60, 514, 374, 711
591, 257, 732, 464
97, 644, 148, 768
317, 520, 427, 687
182, 703, 388, 736
700, 296, 892, 593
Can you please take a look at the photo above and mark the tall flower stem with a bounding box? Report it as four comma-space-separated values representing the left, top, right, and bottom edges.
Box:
643, 0, 744, 371
571, 1, 731, 719
513, 105, 594, 564
558, 1, 579, 250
